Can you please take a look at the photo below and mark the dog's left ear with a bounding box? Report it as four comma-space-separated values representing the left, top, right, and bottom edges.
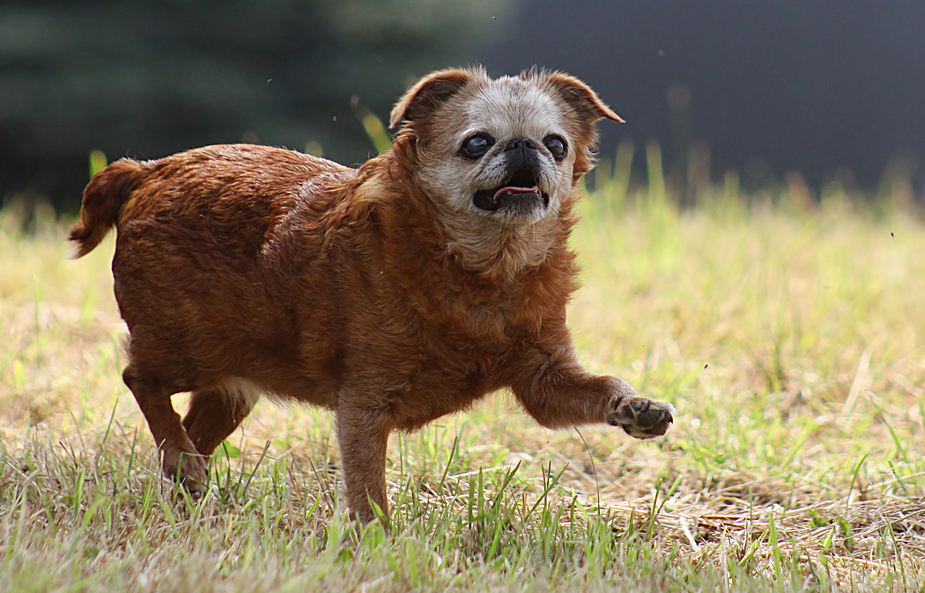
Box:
540, 72, 625, 124
390, 68, 479, 128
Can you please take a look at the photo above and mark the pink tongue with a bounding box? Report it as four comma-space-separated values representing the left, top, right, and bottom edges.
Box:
494, 185, 540, 200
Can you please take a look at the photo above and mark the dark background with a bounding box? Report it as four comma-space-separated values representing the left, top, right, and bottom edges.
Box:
1, 0, 923, 210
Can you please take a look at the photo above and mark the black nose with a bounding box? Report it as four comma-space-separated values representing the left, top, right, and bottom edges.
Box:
505, 138, 538, 152
504, 138, 540, 171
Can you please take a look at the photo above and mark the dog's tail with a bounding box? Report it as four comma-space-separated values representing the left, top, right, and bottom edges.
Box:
68, 158, 146, 258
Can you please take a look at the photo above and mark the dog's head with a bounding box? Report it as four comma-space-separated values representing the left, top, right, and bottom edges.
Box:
389, 67, 622, 228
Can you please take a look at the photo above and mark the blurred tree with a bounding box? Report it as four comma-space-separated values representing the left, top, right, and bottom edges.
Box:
0, 0, 515, 208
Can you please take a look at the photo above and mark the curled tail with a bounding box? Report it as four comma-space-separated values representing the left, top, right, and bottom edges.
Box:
68, 158, 146, 258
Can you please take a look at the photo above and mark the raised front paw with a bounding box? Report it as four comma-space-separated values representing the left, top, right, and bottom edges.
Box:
608, 396, 676, 439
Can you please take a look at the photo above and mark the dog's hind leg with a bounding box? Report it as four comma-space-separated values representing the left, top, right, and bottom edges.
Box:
182, 379, 260, 457
123, 364, 209, 494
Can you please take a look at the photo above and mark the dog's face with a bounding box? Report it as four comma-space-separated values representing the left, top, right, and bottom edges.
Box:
390, 68, 622, 228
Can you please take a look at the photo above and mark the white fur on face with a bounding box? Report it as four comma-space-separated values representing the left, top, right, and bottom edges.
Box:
416, 76, 579, 227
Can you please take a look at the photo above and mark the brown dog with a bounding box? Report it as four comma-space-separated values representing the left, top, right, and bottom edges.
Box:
69, 67, 675, 524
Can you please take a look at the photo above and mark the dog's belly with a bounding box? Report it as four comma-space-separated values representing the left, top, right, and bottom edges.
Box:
380, 380, 492, 432
340, 343, 504, 431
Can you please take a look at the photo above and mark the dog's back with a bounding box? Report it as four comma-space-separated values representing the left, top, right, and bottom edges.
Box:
71, 144, 358, 406
70, 145, 353, 260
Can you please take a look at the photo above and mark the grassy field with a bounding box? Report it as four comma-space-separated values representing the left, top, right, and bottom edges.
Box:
1, 176, 924, 592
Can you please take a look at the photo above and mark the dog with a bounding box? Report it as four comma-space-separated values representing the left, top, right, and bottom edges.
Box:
69, 67, 675, 524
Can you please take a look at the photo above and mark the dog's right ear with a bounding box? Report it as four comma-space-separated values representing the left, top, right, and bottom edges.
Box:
389, 69, 476, 128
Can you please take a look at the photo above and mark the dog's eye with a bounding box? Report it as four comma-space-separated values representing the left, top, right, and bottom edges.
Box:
543, 135, 568, 160
461, 134, 494, 159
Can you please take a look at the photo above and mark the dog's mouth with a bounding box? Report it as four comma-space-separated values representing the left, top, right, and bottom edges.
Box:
473, 169, 549, 213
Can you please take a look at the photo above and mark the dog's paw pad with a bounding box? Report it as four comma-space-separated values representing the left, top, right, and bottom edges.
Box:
608, 397, 676, 439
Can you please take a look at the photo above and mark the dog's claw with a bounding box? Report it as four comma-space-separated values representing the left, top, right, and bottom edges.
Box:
608, 396, 676, 439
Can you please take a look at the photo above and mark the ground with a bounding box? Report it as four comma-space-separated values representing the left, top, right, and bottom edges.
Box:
1, 175, 924, 592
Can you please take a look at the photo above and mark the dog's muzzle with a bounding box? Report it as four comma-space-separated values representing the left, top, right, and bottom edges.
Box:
473, 139, 550, 215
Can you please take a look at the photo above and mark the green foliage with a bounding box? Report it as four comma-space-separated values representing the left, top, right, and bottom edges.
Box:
88, 150, 107, 179
360, 112, 392, 155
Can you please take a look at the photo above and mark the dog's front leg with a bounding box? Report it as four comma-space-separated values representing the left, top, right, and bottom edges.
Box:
336, 401, 393, 525
507, 341, 675, 439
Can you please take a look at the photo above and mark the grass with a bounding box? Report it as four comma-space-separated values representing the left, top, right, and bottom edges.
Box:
1, 172, 924, 591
